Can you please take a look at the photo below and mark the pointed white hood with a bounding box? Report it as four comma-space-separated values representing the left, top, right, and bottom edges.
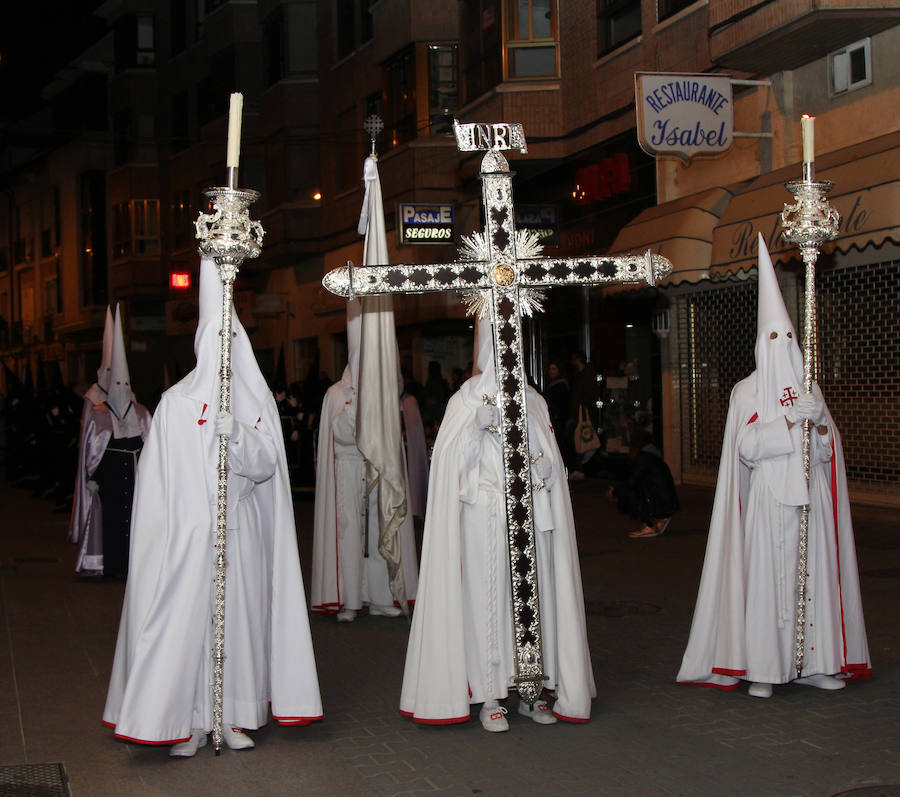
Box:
182, 257, 271, 424
461, 314, 497, 409
754, 234, 807, 505
85, 306, 115, 405
107, 304, 142, 438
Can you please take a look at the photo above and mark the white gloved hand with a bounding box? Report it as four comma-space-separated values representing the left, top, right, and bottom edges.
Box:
787, 394, 824, 425
476, 404, 498, 430
215, 411, 235, 438
532, 452, 552, 481
86, 479, 99, 494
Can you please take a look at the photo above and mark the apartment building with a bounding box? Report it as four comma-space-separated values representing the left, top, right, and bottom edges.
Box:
1, 1, 897, 503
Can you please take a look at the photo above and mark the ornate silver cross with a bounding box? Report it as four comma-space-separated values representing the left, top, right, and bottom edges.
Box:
322, 120, 671, 705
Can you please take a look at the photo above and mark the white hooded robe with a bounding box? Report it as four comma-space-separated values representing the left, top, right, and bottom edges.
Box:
400, 318, 596, 723
677, 236, 870, 687
103, 258, 322, 743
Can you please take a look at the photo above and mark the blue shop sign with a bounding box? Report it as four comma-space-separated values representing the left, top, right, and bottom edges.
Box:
399, 203, 455, 245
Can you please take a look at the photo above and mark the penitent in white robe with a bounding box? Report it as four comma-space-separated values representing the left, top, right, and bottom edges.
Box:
103, 258, 321, 744
400, 380, 595, 724
677, 377, 871, 687
311, 375, 418, 613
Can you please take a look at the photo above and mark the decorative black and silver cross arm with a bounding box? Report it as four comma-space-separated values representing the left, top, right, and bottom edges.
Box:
323, 120, 672, 705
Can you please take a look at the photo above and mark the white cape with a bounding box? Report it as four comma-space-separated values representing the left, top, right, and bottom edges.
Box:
400, 384, 595, 723
311, 378, 418, 613
677, 376, 871, 686
103, 382, 322, 743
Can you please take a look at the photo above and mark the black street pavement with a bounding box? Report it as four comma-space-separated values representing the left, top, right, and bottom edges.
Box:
1, 474, 898, 797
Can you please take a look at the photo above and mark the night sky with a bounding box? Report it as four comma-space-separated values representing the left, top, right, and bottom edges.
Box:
0, 2, 106, 125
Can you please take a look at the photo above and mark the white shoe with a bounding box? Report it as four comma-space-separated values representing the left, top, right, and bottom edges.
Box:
517, 699, 558, 725
222, 726, 255, 750
748, 682, 773, 698
336, 609, 357, 622
794, 674, 846, 691
478, 703, 509, 732
368, 604, 403, 617
169, 730, 207, 757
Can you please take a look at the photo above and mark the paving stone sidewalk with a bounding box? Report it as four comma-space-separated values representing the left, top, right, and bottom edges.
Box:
1, 475, 898, 796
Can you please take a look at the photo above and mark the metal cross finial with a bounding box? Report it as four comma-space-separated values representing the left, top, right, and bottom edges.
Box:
364, 114, 384, 157
323, 119, 671, 705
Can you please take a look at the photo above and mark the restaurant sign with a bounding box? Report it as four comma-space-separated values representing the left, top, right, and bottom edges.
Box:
398, 203, 455, 245
635, 72, 734, 162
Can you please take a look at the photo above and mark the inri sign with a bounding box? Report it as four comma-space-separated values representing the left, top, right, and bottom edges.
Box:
635, 72, 734, 162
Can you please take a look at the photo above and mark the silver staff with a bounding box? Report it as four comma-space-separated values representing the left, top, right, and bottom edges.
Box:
780, 163, 839, 679
195, 173, 265, 753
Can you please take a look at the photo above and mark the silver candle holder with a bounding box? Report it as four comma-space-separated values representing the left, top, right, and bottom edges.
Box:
780, 173, 839, 680
195, 184, 265, 754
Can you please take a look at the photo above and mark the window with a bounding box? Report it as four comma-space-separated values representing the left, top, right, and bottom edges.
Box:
171, 90, 189, 151
385, 47, 417, 147
197, 48, 236, 125
171, 0, 187, 54
80, 172, 108, 307
13, 204, 33, 265
113, 200, 160, 260
336, 0, 355, 60
428, 45, 458, 133
114, 14, 155, 70
597, 0, 641, 56
830, 37, 872, 96
137, 15, 155, 65
264, 3, 318, 86
113, 108, 134, 166
40, 189, 60, 259
657, 0, 697, 22
336, 106, 360, 192
505, 0, 558, 79
360, 0, 374, 44
171, 189, 194, 250
461, 0, 502, 103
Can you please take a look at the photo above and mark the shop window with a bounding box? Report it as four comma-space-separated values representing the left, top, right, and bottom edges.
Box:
429, 44, 458, 133
505, 0, 558, 79
597, 0, 641, 56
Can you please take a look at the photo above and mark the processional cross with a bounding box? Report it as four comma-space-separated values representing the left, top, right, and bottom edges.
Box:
323, 120, 672, 704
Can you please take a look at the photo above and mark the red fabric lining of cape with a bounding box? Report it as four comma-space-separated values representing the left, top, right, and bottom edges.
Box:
552, 712, 590, 723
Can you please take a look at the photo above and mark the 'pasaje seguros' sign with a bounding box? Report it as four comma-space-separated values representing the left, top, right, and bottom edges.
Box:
635, 72, 734, 162
399, 203, 455, 245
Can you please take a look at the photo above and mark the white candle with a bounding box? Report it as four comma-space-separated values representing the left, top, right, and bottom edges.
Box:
801, 114, 815, 166
226, 92, 243, 169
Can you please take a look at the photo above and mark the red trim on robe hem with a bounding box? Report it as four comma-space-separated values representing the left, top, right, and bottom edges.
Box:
113, 730, 192, 745
712, 667, 746, 676
399, 710, 470, 725
552, 711, 589, 723
676, 679, 741, 692
273, 714, 323, 725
